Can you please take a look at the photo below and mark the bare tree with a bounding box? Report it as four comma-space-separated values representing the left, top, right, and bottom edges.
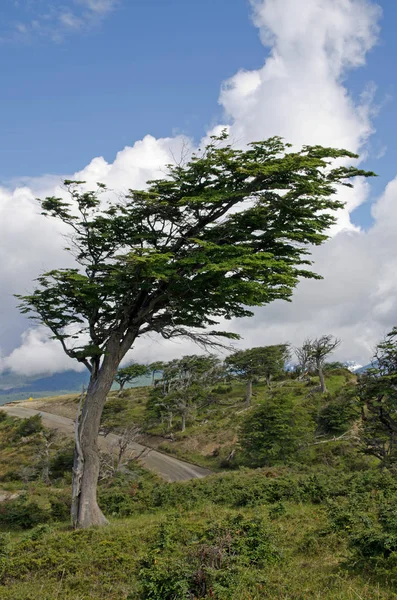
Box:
295, 341, 313, 379
303, 335, 341, 393
100, 425, 149, 479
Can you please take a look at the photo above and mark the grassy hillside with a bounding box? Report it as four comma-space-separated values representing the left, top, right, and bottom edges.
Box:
25, 369, 358, 470
2, 369, 397, 598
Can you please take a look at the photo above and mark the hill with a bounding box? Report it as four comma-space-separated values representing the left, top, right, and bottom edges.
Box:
1, 368, 397, 599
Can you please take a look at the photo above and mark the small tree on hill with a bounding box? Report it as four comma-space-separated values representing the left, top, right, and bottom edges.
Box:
16, 134, 373, 527
114, 363, 150, 395
295, 341, 313, 379
160, 354, 222, 431
225, 345, 290, 406
301, 336, 341, 393
149, 361, 164, 386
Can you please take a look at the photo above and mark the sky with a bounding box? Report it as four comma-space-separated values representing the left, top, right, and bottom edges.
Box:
1, 0, 397, 374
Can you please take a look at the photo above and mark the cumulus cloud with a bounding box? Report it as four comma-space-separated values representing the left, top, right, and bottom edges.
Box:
2, 0, 394, 375
0, 327, 86, 376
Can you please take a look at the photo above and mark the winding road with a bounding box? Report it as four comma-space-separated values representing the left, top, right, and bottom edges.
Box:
1, 404, 212, 483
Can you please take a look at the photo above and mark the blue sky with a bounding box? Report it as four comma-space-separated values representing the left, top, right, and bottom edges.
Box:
0, 0, 394, 232
0, 0, 264, 179
2, 0, 397, 370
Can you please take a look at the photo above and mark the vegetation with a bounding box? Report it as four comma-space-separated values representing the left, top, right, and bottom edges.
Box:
225, 345, 290, 406
16, 133, 373, 527
115, 364, 151, 394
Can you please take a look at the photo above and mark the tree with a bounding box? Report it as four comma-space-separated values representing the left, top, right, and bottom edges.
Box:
114, 363, 150, 395
239, 394, 315, 466
260, 344, 290, 388
295, 341, 313, 379
302, 336, 341, 393
16, 134, 373, 527
359, 327, 397, 465
160, 354, 222, 431
149, 361, 164, 386
225, 345, 290, 406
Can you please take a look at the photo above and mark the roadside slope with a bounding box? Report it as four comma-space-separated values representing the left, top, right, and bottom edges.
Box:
1, 404, 211, 482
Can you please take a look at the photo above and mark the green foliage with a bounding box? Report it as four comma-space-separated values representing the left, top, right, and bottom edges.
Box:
114, 363, 150, 391
318, 393, 360, 435
239, 394, 315, 466
17, 137, 374, 371
359, 326, 397, 464
49, 442, 75, 478
0, 496, 50, 530
138, 513, 279, 599
15, 415, 43, 438
147, 354, 224, 431
226, 344, 290, 383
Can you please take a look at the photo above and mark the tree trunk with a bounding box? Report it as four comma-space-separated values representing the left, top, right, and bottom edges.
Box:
318, 364, 327, 393
265, 374, 272, 389
167, 411, 173, 430
117, 381, 125, 397
245, 379, 253, 407
181, 411, 186, 432
71, 349, 122, 529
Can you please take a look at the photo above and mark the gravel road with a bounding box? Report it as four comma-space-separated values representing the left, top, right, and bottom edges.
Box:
2, 404, 212, 483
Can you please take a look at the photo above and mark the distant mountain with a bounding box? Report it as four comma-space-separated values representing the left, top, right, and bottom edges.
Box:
344, 361, 363, 373
0, 370, 90, 405
0, 368, 153, 405
355, 363, 375, 374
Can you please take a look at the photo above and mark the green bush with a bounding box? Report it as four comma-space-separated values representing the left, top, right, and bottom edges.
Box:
138, 513, 279, 599
318, 396, 359, 434
0, 496, 50, 530
50, 442, 74, 478
15, 415, 43, 438
49, 494, 71, 521
239, 395, 315, 467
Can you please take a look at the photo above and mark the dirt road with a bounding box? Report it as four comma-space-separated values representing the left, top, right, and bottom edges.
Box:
1, 404, 212, 483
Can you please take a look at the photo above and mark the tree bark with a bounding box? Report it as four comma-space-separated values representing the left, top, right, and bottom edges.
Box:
71, 343, 124, 529
167, 412, 173, 430
265, 374, 272, 389
117, 381, 125, 397
181, 411, 186, 432
245, 379, 253, 407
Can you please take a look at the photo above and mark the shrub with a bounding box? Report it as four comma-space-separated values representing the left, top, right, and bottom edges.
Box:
318, 396, 359, 435
49, 494, 71, 521
138, 513, 279, 599
239, 395, 315, 466
0, 496, 50, 529
15, 415, 43, 438
50, 442, 74, 478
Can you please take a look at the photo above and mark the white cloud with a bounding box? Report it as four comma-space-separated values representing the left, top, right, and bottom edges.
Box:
3, 0, 119, 42
3, 0, 396, 376
0, 327, 86, 376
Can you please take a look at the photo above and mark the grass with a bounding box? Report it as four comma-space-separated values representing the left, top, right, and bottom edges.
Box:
1, 499, 395, 599
2, 381, 397, 599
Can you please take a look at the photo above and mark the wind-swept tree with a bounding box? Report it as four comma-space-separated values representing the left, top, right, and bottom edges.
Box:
304, 335, 341, 393
226, 344, 290, 406
149, 361, 164, 386
295, 341, 313, 379
160, 354, 222, 431
114, 363, 150, 395
16, 134, 373, 527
